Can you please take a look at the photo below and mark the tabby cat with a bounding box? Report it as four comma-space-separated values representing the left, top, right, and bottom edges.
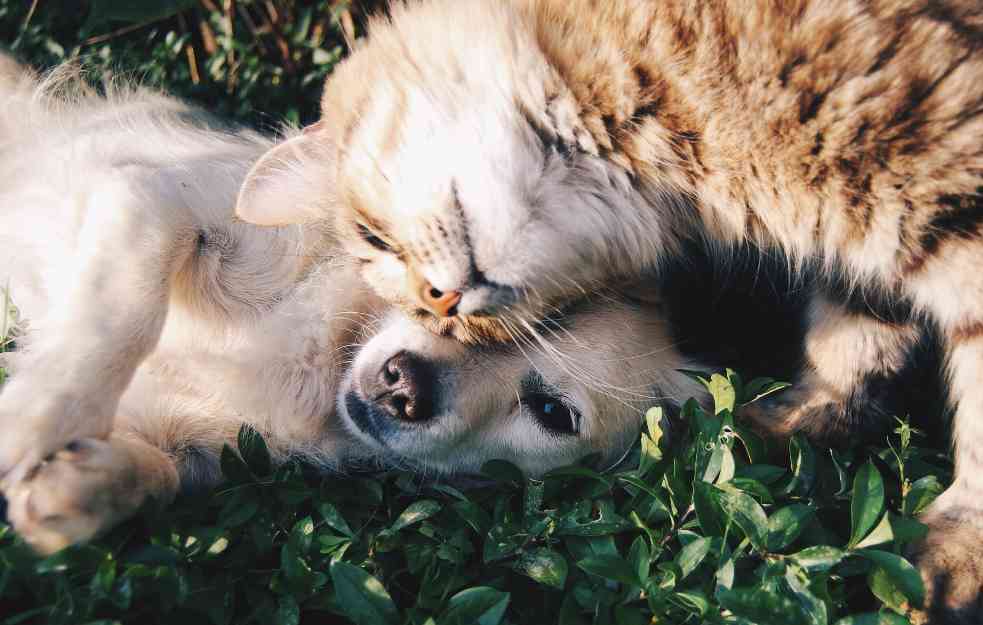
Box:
235, 1, 983, 621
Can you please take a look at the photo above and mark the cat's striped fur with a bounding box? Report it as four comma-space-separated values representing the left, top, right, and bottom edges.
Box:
235, 2, 983, 621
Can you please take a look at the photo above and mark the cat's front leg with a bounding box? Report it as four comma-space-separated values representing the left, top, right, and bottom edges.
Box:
4, 433, 179, 554
907, 335, 983, 624
0, 173, 196, 485
740, 294, 919, 441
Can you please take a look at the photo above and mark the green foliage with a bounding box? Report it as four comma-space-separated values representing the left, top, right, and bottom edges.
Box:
0, 370, 952, 623
0, 0, 373, 127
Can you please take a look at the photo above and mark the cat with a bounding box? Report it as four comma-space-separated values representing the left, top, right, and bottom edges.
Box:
234, 1, 983, 621
0, 56, 706, 554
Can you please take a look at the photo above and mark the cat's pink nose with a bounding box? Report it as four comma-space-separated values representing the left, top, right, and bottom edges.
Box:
421, 283, 462, 317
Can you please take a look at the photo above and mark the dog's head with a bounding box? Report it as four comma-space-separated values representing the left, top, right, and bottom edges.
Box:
338, 293, 703, 477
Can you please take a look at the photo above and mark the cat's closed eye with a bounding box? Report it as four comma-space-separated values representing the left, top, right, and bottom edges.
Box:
357, 223, 393, 253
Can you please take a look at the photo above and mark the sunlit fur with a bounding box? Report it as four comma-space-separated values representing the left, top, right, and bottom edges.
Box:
0, 59, 707, 554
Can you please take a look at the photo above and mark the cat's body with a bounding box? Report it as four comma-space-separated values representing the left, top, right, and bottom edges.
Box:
235, 1, 983, 621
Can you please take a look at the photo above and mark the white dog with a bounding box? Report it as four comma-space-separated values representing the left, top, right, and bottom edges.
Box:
0, 59, 704, 554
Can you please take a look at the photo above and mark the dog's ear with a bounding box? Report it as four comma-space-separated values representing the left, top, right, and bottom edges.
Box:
236, 123, 335, 225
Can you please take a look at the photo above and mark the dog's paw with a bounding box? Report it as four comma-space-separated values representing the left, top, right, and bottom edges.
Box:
4, 438, 145, 554
0, 391, 115, 486
907, 507, 983, 625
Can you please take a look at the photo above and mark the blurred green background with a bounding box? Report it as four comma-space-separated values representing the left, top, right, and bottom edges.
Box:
1, 0, 385, 128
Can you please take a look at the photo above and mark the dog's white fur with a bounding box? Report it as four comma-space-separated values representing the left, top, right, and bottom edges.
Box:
0, 60, 705, 553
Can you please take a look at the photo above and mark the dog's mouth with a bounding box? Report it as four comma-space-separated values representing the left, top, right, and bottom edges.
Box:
341, 391, 395, 449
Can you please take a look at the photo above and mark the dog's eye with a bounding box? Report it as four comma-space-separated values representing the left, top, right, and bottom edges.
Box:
357, 223, 392, 252
526, 392, 580, 436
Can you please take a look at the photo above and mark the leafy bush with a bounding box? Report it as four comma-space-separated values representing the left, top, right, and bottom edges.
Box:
0, 2, 952, 624
0, 0, 383, 126
0, 370, 951, 624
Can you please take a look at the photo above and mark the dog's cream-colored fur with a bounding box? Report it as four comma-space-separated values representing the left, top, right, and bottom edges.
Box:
0, 60, 704, 554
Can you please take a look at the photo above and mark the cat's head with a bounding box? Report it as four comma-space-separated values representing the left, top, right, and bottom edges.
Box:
336, 291, 699, 477
236, 0, 670, 343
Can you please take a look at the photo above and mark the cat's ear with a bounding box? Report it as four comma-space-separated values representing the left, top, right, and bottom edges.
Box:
236, 124, 335, 225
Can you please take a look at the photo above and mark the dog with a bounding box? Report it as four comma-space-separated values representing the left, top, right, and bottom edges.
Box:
0, 58, 708, 554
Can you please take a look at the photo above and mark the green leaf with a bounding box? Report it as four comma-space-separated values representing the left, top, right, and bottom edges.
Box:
693, 481, 725, 537
514, 548, 568, 589
483, 523, 526, 563
718, 487, 770, 552
728, 477, 775, 504
639, 406, 666, 474
645, 406, 665, 445
673, 590, 712, 616
91, 559, 116, 595
329, 561, 399, 625
853, 513, 893, 550
717, 586, 811, 625
859, 549, 925, 610
789, 545, 846, 573
735, 463, 788, 484
704, 372, 737, 414
768, 504, 816, 552
237, 425, 272, 476
833, 612, 912, 625
717, 445, 736, 483
784, 565, 828, 625
777, 434, 818, 497
480, 460, 525, 485
850, 462, 885, 548
903, 475, 945, 516
218, 493, 259, 527
545, 466, 611, 488
289, 516, 315, 554
675, 536, 711, 580
577, 554, 640, 586
441, 587, 510, 625
317, 502, 355, 538
276, 596, 300, 625
555, 499, 633, 536
388, 500, 441, 533
628, 536, 651, 583
219, 444, 253, 483
868, 565, 910, 614
885, 513, 928, 545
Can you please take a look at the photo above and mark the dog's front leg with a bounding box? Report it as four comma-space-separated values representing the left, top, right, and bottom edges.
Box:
4, 432, 180, 554
0, 173, 196, 485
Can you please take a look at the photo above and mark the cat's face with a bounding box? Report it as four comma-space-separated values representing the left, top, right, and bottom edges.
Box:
235, 0, 659, 343
337, 296, 697, 477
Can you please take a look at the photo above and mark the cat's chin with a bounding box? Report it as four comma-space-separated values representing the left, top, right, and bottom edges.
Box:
409, 309, 514, 344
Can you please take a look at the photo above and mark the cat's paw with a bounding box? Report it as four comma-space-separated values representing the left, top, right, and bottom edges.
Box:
4, 438, 145, 554
739, 383, 849, 440
907, 506, 983, 625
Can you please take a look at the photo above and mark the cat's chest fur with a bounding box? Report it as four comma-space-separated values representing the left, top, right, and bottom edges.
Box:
525, 0, 983, 282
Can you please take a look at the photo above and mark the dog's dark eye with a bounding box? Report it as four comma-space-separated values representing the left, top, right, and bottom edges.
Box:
357, 223, 392, 252
526, 392, 580, 436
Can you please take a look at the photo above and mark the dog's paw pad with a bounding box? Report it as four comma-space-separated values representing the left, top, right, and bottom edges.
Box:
5, 438, 140, 554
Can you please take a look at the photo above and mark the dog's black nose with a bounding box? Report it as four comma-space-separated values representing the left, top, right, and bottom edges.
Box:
377, 351, 435, 422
